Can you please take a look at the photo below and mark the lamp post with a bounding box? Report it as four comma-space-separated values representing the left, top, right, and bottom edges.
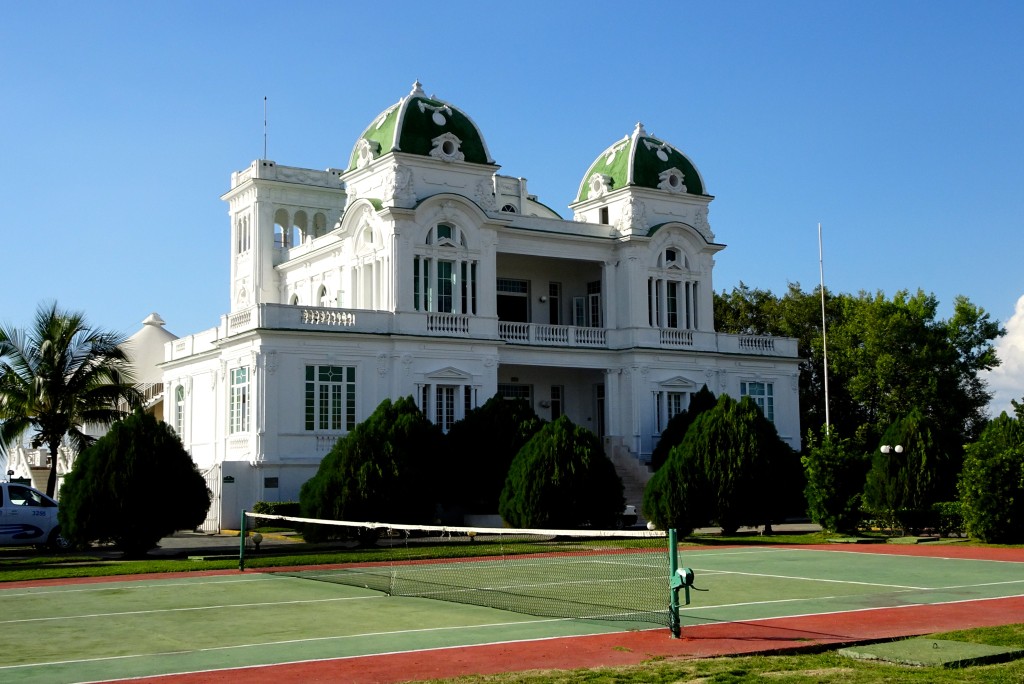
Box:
880, 444, 904, 455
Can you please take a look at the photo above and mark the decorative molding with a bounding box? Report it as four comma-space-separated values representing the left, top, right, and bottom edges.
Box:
589, 173, 612, 198
429, 132, 465, 162
355, 139, 380, 169
604, 140, 628, 165
693, 207, 714, 241
382, 164, 414, 207
475, 178, 497, 212
658, 376, 696, 389
643, 138, 671, 162
657, 167, 687, 194
425, 366, 472, 380
418, 99, 453, 126
616, 197, 648, 234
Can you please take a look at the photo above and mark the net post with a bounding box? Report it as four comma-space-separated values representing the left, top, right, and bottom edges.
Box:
668, 527, 680, 638
239, 509, 247, 572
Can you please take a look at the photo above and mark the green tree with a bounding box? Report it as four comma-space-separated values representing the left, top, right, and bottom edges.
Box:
650, 384, 716, 472
715, 283, 843, 446
443, 395, 543, 513
862, 409, 953, 532
499, 415, 623, 529
958, 412, 1024, 543
644, 394, 796, 534
715, 286, 1003, 454
643, 442, 707, 536
0, 302, 141, 496
801, 428, 867, 533
58, 411, 210, 556
299, 397, 443, 540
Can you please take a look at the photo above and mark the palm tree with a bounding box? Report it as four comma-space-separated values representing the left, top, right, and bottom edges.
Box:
0, 302, 141, 497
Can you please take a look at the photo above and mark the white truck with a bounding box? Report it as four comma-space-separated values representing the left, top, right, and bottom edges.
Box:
0, 481, 71, 550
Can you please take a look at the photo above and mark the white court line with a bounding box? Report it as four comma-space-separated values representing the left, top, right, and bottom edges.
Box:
677, 548, 791, 558
45, 592, 1024, 683
84, 631, 630, 684
0, 594, 383, 625
786, 546, 1024, 565
684, 591, 1024, 624
934, 578, 1024, 590
693, 568, 927, 590
0, 574, 279, 598
0, 616, 572, 672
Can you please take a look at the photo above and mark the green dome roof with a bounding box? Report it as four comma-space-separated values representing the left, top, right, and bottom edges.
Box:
574, 123, 705, 202
348, 82, 495, 171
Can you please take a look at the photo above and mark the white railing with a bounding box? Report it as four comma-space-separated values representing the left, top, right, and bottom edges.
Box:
228, 309, 251, 329
738, 336, 776, 352
574, 327, 606, 346
427, 313, 470, 335
500, 321, 530, 342
659, 328, 694, 347
498, 322, 606, 348
301, 309, 356, 326
535, 325, 569, 344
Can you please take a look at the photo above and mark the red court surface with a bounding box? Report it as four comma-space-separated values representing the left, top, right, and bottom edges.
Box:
107, 543, 1023, 684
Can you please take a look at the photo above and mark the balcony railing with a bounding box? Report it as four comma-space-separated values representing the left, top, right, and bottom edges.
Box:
427, 313, 470, 335
166, 305, 798, 361
659, 328, 694, 347
498, 322, 606, 347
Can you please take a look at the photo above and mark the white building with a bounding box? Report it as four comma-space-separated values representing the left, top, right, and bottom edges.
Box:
6, 313, 176, 492
162, 83, 801, 531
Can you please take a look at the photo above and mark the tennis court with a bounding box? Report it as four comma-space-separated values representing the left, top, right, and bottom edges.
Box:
1, 543, 1022, 683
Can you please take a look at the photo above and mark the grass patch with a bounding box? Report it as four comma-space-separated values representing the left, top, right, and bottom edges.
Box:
426, 624, 1024, 682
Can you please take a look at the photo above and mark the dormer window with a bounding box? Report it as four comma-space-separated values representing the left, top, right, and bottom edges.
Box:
657, 167, 687, 194
660, 248, 688, 269
589, 174, 612, 198
427, 222, 465, 246
429, 132, 465, 162
355, 139, 381, 169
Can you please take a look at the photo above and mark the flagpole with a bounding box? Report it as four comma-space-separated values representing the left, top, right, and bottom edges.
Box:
263, 97, 268, 160
818, 223, 831, 434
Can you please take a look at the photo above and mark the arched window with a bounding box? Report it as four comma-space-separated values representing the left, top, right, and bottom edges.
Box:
274, 208, 290, 248
313, 212, 327, 239
290, 293, 300, 306
317, 285, 330, 307
293, 210, 308, 246
649, 245, 698, 330
414, 222, 476, 314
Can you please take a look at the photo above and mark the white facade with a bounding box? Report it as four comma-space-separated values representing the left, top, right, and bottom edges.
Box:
162, 83, 801, 531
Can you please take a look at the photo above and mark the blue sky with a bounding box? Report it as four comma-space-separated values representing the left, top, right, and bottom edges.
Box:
1, 1, 1021, 413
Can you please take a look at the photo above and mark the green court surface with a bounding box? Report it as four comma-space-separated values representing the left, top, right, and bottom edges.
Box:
1, 546, 1022, 683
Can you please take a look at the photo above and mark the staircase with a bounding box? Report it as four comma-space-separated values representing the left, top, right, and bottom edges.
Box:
605, 439, 653, 522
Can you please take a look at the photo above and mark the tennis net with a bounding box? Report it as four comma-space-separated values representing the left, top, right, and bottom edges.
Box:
240, 512, 676, 629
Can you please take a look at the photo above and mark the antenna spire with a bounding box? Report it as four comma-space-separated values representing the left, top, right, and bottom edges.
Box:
263, 96, 268, 160
818, 222, 831, 434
